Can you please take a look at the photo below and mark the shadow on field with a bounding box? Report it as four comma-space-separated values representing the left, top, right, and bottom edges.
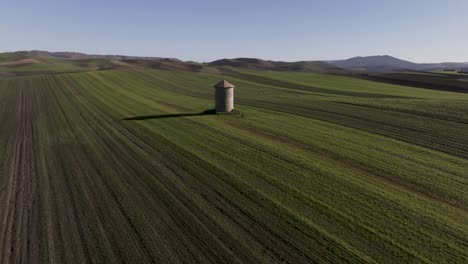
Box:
122, 109, 216, 121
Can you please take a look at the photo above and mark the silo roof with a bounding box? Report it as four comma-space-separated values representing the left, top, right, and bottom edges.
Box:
214, 80, 235, 88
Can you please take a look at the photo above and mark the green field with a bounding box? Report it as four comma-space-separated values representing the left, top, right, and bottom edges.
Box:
0, 63, 467, 263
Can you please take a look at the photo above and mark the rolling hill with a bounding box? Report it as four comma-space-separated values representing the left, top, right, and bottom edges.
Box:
327, 55, 468, 72
208, 58, 343, 73
0, 52, 205, 76
2, 51, 468, 74
6, 50, 181, 61
0, 52, 343, 77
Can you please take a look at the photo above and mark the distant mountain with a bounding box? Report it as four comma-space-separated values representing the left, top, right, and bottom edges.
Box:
327, 55, 468, 72
208, 58, 343, 73
8, 50, 180, 61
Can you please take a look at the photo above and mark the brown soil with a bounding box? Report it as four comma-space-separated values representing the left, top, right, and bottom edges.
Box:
0, 89, 39, 263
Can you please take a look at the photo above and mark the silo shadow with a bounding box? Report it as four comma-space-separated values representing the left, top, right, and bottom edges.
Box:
122, 109, 216, 121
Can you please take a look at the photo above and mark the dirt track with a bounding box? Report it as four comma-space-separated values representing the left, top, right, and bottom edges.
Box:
0, 89, 39, 263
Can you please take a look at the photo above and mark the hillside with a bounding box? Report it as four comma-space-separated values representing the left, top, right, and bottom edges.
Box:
328, 55, 468, 72
3, 51, 468, 74
0, 52, 343, 77
1, 63, 467, 263
0, 52, 209, 77
209, 58, 343, 73
8, 50, 180, 61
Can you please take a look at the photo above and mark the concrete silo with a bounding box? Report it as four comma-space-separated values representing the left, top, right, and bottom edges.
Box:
214, 80, 235, 113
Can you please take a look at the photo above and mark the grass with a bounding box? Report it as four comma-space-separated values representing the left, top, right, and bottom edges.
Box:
130, 68, 468, 157
0, 66, 467, 263
0, 55, 122, 75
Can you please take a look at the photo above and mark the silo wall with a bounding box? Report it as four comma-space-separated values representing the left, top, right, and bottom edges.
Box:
215, 88, 234, 112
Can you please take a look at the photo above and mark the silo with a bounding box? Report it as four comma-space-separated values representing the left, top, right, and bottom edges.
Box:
214, 80, 235, 113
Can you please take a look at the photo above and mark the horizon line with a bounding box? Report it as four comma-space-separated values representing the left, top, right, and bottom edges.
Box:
2, 49, 468, 64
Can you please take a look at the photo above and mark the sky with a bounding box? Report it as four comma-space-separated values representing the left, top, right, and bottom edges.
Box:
1, 0, 467, 62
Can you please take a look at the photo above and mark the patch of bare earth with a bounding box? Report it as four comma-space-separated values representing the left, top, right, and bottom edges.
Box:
0, 89, 40, 263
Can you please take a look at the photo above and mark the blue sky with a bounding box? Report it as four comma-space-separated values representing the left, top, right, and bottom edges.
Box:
1, 0, 467, 62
